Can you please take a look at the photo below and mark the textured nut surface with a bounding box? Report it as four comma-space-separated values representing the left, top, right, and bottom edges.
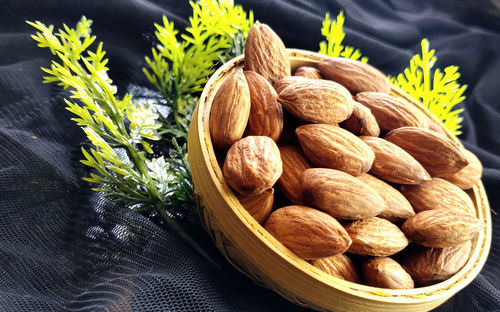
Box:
360, 136, 431, 184
244, 21, 290, 85
279, 79, 354, 124
355, 92, 428, 134
401, 241, 472, 285
209, 69, 250, 151
400, 178, 475, 214
362, 257, 415, 289
223, 136, 282, 195
297, 124, 374, 176
442, 149, 483, 190
402, 209, 483, 248
344, 217, 409, 256
294, 66, 323, 79
274, 76, 310, 94
264, 205, 352, 259
277, 145, 312, 205
357, 173, 415, 223
302, 168, 386, 220
311, 254, 361, 283
318, 57, 391, 94
341, 101, 380, 137
237, 188, 274, 224
244, 70, 283, 141
385, 127, 468, 176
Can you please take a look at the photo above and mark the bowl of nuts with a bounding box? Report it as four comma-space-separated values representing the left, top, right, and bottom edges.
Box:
187, 21, 492, 312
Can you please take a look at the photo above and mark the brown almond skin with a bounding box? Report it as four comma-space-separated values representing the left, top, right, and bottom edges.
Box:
385, 127, 468, 176
357, 173, 415, 223
294, 66, 323, 79
427, 117, 448, 135
311, 254, 361, 283
318, 57, 391, 94
274, 76, 310, 94
401, 241, 472, 285
279, 79, 354, 124
402, 209, 483, 248
277, 145, 312, 205
344, 217, 409, 256
297, 124, 375, 176
223, 136, 282, 195
244, 21, 290, 85
400, 178, 475, 214
209, 69, 251, 151
237, 188, 274, 224
341, 101, 380, 137
244, 71, 283, 142
360, 136, 431, 184
355, 92, 428, 134
302, 168, 386, 220
264, 205, 352, 259
363, 257, 415, 289
442, 149, 483, 190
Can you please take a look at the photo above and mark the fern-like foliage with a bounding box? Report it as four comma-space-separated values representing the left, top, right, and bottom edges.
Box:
389, 39, 467, 135
319, 11, 368, 63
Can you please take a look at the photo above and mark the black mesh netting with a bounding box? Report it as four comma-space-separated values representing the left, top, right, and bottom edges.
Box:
0, 0, 499, 311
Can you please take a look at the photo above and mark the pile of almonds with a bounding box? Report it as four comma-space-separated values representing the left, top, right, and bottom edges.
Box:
209, 21, 484, 289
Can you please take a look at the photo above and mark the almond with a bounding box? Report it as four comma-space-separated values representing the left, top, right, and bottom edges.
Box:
362, 257, 414, 289
385, 127, 468, 176
209, 69, 251, 151
244, 21, 290, 85
297, 124, 374, 176
237, 188, 274, 224
302, 168, 386, 220
401, 241, 472, 285
344, 217, 409, 256
223, 136, 282, 195
279, 79, 354, 124
360, 136, 431, 184
274, 76, 309, 94
357, 173, 415, 223
442, 149, 483, 190
277, 145, 312, 205
402, 209, 483, 248
294, 66, 322, 79
311, 254, 361, 283
264, 205, 352, 259
427, 117, 448, 135
355, 92, 428, 134
318, 57, 391, 94
400, 178, 475, 214
340, 101, 380, 137
244, 70, 283, 141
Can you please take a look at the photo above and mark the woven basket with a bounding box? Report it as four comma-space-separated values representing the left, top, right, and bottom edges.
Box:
187, 49, 492, 312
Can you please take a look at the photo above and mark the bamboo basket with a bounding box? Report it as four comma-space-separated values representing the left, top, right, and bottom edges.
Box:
187, 49, 492, 312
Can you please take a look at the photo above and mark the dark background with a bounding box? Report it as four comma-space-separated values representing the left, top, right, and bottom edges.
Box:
0, 0, 499, 311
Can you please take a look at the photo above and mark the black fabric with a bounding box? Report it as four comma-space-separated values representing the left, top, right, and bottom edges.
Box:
0, 0, 499, 311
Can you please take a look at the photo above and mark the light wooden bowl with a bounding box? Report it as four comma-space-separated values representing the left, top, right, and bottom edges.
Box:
187, 49, 492, 312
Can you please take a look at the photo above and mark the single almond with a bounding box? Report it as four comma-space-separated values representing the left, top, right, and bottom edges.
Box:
400, 178, 475, 214
244, 70, 283, 141
279, 79, 354, 124
344, 217, 409, 256
442, 149, 483, 190
318, 57, 391, 94
294, 66, 322, 79
341, 101, 380, 137
237, 188, 274, 224
360, 136, 431, 184
244, 21, 290, 85
277, 145, 312, 205
385, 127, 468, 176
274, 76, 310, 94
209, 69, 250, 151
362, 257, 414, 289
355, 92, 428, 134
311, 254, 361, 283
402, 209, 483, 248
264, 205, 352, 259
223, 136, 282, 195
302, 168, 386, 220
357, 173, 415, 223
297, 124, 374, 176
